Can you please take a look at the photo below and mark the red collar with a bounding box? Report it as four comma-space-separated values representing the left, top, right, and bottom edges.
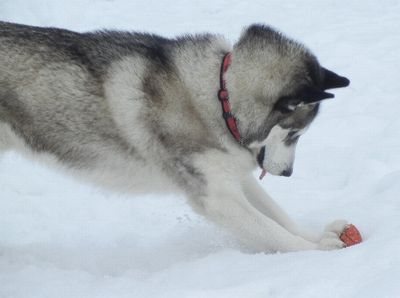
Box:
217, 53, 241, 142
217, 53, 267, 180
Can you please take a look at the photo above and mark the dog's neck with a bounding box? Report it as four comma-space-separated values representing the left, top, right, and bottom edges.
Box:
169, 37, 241, 145
168, 36, 263, 150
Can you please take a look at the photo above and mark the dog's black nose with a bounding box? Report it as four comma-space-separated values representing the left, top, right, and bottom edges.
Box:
281, 169, 293, 177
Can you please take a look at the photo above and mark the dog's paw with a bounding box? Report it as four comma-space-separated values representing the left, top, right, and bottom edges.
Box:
317, 220, 348, 250
317, 232, 345, 250
324, 220, 349, 235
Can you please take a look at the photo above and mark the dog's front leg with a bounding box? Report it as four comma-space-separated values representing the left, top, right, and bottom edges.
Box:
190, 179, 318, 253
242, 175, 348, 250
242, 175, 319, 242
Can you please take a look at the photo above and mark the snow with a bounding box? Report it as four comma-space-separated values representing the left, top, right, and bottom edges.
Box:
1, 0, 400, 297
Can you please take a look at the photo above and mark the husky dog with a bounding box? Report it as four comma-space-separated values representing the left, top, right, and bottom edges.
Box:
0, 22, 350, 252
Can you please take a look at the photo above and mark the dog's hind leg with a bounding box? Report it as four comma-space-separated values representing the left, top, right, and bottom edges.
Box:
0, 122, 11, 152
0, 121, 23, 153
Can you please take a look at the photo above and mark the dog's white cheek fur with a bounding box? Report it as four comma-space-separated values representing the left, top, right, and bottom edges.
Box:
261, 125, 296, 175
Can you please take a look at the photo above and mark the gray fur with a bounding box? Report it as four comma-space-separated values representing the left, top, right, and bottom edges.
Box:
0, 22, 351, 253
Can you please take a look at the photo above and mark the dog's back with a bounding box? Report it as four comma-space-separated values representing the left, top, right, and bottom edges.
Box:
0, 22, 170, 192
0, 22, 226, 194
0, 22, 116, 164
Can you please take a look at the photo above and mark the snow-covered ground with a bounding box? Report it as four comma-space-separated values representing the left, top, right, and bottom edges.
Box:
1, 1, 400, 297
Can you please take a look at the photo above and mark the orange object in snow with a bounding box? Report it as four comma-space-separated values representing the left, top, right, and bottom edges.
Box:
340, 224, 362, 247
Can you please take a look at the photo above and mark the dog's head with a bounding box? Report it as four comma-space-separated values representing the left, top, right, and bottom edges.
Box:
228, 24, 350, 176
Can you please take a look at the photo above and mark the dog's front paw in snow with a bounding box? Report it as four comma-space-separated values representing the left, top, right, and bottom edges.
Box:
317, 220, 348, 250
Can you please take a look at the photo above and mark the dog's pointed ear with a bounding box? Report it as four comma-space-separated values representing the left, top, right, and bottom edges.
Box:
322, 68, 350, 90
301, 86, 334, 104
276, 87, 334, 112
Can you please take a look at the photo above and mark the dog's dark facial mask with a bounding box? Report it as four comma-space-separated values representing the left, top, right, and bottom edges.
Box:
256, 67, 350, 178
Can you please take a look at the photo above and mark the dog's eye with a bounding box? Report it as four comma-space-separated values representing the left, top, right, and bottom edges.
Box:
277, 106, 295, 114
274, 96, 298, 114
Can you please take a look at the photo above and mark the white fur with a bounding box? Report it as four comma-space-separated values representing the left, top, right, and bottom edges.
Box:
262, 125, 295, 175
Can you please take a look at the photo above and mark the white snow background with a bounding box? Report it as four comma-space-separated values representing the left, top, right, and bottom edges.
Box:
1, 1, 400, 297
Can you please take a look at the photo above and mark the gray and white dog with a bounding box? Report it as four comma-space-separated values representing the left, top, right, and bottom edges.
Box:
0, 22, 351, 252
